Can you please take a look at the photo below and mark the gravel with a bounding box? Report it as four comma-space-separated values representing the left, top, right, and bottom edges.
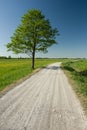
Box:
0, 62, 87, 130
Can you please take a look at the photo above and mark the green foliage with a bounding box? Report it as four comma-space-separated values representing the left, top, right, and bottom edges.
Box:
0, 56, 7, 59
6, 9, 59, 69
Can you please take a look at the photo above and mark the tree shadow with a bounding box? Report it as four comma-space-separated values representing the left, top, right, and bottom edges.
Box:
63, 66, 75, 72
46, 66, 60, 70
78, 70, 87, 76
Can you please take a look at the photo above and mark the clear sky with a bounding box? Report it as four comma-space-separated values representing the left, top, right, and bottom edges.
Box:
0, 0, 87, 58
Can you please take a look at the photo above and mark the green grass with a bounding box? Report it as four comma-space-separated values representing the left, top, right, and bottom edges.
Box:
62, 59, 87, 96
62, 59, 87, 114
0, 58, 59, 91
69, 59, 87, 72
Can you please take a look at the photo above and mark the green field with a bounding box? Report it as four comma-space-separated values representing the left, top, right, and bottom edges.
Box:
62, 59, 87, 114
0, 58, 59, 91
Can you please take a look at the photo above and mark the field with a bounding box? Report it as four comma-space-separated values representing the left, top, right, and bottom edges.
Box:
62, 59, 87, 114
1, 58, 87, 114
0, 58, 59, 91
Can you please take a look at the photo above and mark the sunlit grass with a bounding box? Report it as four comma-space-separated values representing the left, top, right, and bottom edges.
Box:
70, 60, 87, 72
0, 58, 59, 91
62, 59, 87, 96
62, 59, 87, 114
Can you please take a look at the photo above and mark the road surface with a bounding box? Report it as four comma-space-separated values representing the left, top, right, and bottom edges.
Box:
0, 63, 87, 130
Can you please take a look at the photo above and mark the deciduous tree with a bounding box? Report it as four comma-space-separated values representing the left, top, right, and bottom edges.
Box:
7, 9, 59, 69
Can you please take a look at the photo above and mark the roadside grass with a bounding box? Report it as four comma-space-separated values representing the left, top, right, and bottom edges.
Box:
62, 59, 87, 114
0, 58, 59, 92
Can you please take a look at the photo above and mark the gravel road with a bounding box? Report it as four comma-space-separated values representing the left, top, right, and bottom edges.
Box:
0, 62, 87, 130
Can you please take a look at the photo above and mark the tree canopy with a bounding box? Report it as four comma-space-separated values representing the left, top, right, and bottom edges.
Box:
7, 9, 59, 69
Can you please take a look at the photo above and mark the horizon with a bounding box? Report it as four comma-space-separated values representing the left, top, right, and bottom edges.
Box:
0, 55, 87, 59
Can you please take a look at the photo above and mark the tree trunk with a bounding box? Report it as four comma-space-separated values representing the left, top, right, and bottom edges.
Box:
32, 52, 35, 69
32, 43, 36, 69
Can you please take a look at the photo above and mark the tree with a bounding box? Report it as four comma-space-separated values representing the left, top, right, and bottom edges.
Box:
7, 9, 59, 69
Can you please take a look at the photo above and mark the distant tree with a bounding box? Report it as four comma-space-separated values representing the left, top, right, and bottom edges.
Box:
0, 56, 7, 59
7, 9, 59, 69
8, 56, 11, 59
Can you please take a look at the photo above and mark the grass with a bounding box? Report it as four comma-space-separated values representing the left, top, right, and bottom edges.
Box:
0, 58, 59, 91
62, 59, 87, 114
1, 57, 87, 114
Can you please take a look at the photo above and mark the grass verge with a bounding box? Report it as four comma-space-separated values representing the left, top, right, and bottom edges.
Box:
62, 59, 87, 115
0, 58, 59, 94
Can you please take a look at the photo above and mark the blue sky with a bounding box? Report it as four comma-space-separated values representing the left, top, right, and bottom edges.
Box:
0, 0, 87, 58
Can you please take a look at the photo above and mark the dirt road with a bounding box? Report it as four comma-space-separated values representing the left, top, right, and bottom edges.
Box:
0, 63, 87, 130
